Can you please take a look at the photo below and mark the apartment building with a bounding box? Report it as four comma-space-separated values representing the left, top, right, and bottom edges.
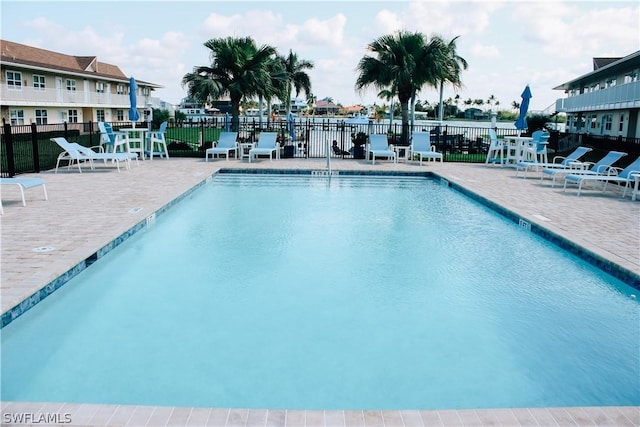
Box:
1, 40, 161, 125
554, 50, 640, 138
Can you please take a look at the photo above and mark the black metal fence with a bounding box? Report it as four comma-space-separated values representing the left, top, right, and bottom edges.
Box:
2, 118, 639, 177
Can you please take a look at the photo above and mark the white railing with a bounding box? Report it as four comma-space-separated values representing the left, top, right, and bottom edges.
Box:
0, 85, 147, 108
555, 81, 640, 113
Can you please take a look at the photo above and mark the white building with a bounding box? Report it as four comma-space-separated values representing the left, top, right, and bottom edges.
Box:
554, 50, 640, 138
1, 39, 162, 125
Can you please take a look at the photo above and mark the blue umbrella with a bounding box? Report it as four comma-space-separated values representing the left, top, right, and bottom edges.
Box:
514, 85, 532, 130
128, 77, 140, 123
288, 112, 295, 143
224, 112, 230, 132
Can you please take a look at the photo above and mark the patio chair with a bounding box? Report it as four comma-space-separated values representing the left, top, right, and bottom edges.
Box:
516, 145, 592, 178
0, 177, 48, 213
410, 132, 443, 165
145, 121, 169, 160
51, 137, 137, 173
541, 150, 627, 187
484, 129, 507, 165
521, 130, 550, 164
98, 122, 130, 153
367, 134, 396, 165
248, 132, 279, 162
563, 155, 640, 198
205, 132, 238, 161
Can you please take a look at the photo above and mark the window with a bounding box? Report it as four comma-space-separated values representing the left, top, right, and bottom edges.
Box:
619, 115, 624, 132
96, 109, 105, 122
66, 79, 76, 91
605, 78, 616, 88
33, 75, 45, 90
68, 109, 78, 123
142, 87, 150, 96
116, 109, 124, 121
96, 82, 105, 93
35, 109, 48, 125
603, 114, 612, 131
6, 71, 22, 90
589, 115, 597, 130
624, 71, 638, 84
9, 109, 24, 125
116, 84, 125, 94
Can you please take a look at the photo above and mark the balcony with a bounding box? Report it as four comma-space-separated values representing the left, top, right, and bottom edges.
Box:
0, 85, 149, 109
555, 80, 640, 113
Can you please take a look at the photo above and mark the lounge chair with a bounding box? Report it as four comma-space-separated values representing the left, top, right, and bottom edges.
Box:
205, 132, 238, 161
248, 132, 279, 162
367, 134, 396, 165
516, 145, 592, 178
410, 132, 443, 165
541, 150, 627, 187
0, 177, 48, 213
51, 137, 137, 173
563, 155, 640, 198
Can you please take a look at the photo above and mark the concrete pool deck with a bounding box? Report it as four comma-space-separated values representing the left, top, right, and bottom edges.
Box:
1, 157, 639, 426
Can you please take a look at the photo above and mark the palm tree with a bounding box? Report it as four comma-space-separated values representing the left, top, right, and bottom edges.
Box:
278, 49, 314, 117
434, 35, 468, 122
181, 36, 276, 131
356, 31, 431, 144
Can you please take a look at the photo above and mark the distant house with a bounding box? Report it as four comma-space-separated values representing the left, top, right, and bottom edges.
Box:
341, 105, 365, 117
463, 108, 487, 120
553, 50, 640, 138
0, 39, 162, 125
313, 99, 340, 116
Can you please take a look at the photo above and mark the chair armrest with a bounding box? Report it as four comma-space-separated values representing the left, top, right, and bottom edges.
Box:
89, 145, 104, 153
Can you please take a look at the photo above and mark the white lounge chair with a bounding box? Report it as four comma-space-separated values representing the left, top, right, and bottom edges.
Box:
410, 132, 443, 165
248, 132, 279, 162
516, 146, 592, 178
51, 137, 137, 173
564, 155, 640, 198
0, 177, 48, 213
206, 132, 238, 161
367, 134, 396, 165
542, 150, 627, 187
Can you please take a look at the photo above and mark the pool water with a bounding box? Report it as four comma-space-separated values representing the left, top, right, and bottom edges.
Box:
2, 174, 638, 410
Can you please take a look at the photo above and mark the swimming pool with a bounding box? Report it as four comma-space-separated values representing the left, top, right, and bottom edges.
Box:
2, 173, 638, 410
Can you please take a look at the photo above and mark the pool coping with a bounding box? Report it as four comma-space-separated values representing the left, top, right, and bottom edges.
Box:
2, 167, 638, 330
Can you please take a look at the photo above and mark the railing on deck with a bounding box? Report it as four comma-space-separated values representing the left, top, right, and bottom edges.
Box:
2, 118, 639, 177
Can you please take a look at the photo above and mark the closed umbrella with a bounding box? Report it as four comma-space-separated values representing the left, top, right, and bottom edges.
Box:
514, 85, 532, 131
129, 77, 140, 126
288, 112, 295, 143
224, 112, 230, 132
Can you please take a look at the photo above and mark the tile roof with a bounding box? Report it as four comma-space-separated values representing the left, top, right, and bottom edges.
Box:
1, 39, 130, 82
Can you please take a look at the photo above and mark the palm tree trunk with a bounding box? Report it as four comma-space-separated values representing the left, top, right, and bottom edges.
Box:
258, 96, 264, 129
438, 81, 444, 122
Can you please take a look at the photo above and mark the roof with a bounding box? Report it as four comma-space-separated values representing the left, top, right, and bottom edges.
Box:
553, 50, 640, 91
593, 57, 622, 70
0, 39, 160, 87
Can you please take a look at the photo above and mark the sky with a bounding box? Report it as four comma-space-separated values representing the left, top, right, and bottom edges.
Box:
2, 0, 639, 113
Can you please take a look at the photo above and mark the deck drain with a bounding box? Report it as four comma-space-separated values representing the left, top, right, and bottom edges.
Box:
32, 246, 55, 253
128, 207, 143, 214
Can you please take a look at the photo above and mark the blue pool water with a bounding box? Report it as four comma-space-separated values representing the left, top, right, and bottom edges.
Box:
1, 174, 638, 410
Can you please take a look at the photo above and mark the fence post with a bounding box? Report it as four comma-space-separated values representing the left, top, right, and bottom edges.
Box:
30, 123, 41, 173
3, 121, 16, 177
63, 121, 69, 140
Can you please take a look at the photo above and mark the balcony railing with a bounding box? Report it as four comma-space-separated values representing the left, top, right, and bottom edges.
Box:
555, 81, 640, 113
0, 85, 148, 108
